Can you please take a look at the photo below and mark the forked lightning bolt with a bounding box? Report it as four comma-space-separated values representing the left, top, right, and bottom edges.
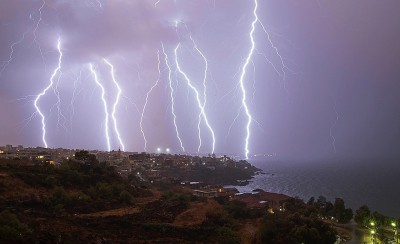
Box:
192, 36, 212, 153
161, 43, 185, 152
190, 36, 216, 153
0, 30, 29, 78
89, 63, 111, 151
33, 37, 62, 148
32, 0, 46, 68
258, 22, 289, 82
1, 0, 46, 78
32, 0, 45, 43
103, 59, 125, 151
173, 19, 216, 154
174, 43, 216, 154
140, 51, 161, 152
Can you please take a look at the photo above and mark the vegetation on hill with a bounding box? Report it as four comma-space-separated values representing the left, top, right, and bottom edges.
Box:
2, 156, 388, 243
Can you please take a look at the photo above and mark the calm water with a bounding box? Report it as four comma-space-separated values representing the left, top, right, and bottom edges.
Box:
233, 159, 400, 218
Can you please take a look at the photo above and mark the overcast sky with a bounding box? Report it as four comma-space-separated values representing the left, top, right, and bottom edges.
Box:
1, 0, 400, 161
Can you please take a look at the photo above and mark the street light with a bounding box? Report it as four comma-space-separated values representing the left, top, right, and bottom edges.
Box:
370, 221, 376, 244
370, 230, 375, 243
392, 222, 398, 243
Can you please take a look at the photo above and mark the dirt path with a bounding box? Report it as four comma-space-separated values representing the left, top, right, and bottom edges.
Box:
77, 206, 140, 218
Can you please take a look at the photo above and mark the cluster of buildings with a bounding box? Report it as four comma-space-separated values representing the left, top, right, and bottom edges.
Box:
106, 150, 253, 180
0, 144, 290, 212
0, 145, 250, 177
0, 144, 75, 163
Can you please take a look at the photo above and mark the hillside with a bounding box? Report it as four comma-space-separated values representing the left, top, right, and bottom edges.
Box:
0, 158, 339, 243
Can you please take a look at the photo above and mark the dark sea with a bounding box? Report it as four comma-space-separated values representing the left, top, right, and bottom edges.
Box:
232, 159, 400, 218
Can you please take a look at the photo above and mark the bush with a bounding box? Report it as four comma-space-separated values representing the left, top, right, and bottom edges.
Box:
204, 205, 234, 228
0, 210, 31, 240
96, 182, 113, 199
69, 191, 92, 204
44, 175, 57, 187
119, 190, 134, 204
253, 212, 337, 243
215, 227, 240, 244
54, 204, 66, 216
162, 191, 190, 207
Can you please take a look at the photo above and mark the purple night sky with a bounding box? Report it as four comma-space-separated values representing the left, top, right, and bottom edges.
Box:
1, 0, 400, 161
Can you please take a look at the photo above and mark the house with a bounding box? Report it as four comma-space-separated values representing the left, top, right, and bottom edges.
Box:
258, 191, 292, 210
234, 193, 268, 209
193, 189, 218, 198
233, 190, 292, 212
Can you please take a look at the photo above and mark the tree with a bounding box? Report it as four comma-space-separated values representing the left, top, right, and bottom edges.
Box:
316, 196, 327, 208
333, 198, 353, 223
307, 196, 315, 206
372, 211, 386, 226
354, 205, 371, 225
74, 150, 98, 164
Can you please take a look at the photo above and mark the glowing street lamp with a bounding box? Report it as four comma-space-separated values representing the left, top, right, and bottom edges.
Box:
157, 147, 161, 153
392, 222, 398, 243
370, 229, 375, 243
166, 148, 170, 154
370, 221, 376, 244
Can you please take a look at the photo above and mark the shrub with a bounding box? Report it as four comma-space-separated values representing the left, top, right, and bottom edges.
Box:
0, 210, 32, 240
119, 190, 134, 204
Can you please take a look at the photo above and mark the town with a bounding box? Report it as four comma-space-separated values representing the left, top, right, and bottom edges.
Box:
0, 144, 295, 213
0, 144, 256, 181
2, 144, 398, 243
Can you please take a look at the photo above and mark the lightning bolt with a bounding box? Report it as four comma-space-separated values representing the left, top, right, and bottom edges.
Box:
140, 50, 161, 152
103, 59, 125, 151
32, 0, 45, 42
174, 43, 216, 154
161, 43, 185, 152
258, 22, 289, 82
1, 0, 46, 78
0, 30, 29, 78
172, 19, 216, 154
154, 0, 161, 7
89, 63, 111, 151
330, 95, 338, 153
190, 36, 216, 154
33, 37, 62, 148
50, 58, 67, 132
237, 0, 260, 159
32, 0, 46, 69
69, 68, 84, 132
